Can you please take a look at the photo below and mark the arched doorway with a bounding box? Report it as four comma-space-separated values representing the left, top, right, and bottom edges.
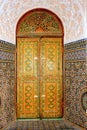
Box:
16, 8, 64, 119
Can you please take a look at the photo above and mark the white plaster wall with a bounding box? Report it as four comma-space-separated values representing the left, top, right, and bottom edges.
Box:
0, 0, 87, 44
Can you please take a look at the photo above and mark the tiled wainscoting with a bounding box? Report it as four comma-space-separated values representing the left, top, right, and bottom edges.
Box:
64, 39, 87, 128
0, 40, 16, 129
0, 39, 87, 129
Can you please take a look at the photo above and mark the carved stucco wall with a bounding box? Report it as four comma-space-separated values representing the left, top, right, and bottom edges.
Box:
0, 0, 87, 44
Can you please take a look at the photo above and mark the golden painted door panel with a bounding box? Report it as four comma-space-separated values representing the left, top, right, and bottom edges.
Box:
17, 38, 39, 118
40, 38, 62, 118
17, 37, 63, 118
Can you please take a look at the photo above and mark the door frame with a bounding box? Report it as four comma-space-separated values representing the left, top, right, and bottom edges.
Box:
16, 8, 64, 119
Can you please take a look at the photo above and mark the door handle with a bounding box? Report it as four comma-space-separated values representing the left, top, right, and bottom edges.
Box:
34, 95, 38, 98
41, 95, 45, 97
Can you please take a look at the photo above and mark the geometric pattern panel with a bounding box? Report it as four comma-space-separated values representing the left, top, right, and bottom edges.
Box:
17, 37, 63, 118
17, 38, 39, 118
65, 49, 86, 61
64, 39, 87, 128
17, 9, 63, 36
0, 40, 15, 61
0, 40, 16, 129
0, 51, 14, 61
40, 38, 63, 118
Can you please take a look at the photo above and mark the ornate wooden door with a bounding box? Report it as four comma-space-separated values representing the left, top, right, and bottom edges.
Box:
17, 38, 39, 118
40, 38, 63, 118
17, 37, 63, 118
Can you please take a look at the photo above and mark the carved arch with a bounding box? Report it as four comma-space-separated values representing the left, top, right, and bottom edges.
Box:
16, 8, 64, 37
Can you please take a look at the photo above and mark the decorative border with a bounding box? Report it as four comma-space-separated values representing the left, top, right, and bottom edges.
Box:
0, 40, 15, 61
0, 40, 15, 50
64, 38, 87, 51
64, 39, 87, 61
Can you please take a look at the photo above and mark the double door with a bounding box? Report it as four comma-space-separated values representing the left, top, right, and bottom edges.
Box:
17, 37, 63, 118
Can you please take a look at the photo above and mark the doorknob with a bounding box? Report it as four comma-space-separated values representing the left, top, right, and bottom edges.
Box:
34, 57, 38, 60
34, 95, 38, 98
41, 95, 45, 97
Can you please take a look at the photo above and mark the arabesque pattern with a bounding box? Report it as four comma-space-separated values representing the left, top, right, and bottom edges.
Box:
17, 37, 63, 118
40, 38, 63, 118
17, 38, 39, 118
17, 8, 63, 119
17, 10, 63, 36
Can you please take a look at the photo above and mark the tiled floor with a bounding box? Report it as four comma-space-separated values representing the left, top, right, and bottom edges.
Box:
4, 120, 83, 130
